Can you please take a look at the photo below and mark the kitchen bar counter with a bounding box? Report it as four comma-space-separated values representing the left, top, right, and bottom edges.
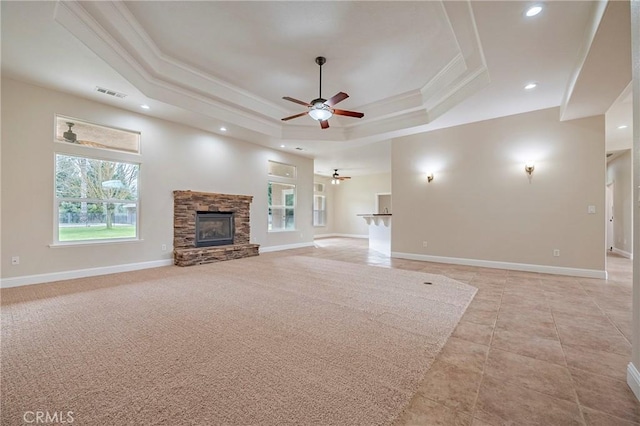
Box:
357, 214, 391, 255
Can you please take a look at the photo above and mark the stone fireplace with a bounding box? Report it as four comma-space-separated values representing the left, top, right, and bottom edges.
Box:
173, 191, 259, 266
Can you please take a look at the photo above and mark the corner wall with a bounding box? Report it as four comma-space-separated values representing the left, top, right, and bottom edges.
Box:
392, 107, 605, 276
606, 150, 633, 257
1, 78, 314, 284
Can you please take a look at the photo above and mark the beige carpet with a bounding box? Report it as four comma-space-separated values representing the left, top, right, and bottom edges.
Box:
1, 256, 476, 425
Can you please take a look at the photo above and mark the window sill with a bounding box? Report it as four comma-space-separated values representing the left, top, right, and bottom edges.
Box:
49, 238, 144, 248
267, 230, 298, 233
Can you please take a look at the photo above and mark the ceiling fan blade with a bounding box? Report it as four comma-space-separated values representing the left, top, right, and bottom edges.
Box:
283, 96, 311, 107
325, 92, 349, 107
320, 120, 330, 129
281, 111, 309, 121
333, 109, 364, 118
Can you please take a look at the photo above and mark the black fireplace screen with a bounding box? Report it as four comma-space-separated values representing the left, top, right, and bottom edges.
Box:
195, 212, 234, 247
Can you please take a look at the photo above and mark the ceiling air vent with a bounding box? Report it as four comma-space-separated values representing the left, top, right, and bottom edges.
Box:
95, 86, 127, 98
295, 147, 304, 151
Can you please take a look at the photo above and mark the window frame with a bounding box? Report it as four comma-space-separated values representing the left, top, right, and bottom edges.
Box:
267, 160, 297, 179
55, 114, 141, 155
313, 194, 326, 227
53, 116, 142, 246
267, 180, 297, 232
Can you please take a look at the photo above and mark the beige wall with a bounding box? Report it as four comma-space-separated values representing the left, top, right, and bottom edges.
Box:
392, 107, 605, 273
606, 150, 633, 255
1, 78, 314, 280
332, 173, 391, 237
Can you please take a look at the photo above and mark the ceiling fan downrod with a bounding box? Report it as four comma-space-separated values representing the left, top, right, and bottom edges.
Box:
315, 56, 326, 100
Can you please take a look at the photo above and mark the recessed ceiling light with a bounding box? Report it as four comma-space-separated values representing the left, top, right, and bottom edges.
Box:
140, 104, 150, 109
524, 82, 538, 90
220, 127, 227, 132
280, 144, 286, 148
525, 5, 542, 17
618, 125, 628, 129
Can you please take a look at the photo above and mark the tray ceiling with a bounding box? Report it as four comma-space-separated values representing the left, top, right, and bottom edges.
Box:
1, 1, 631, 176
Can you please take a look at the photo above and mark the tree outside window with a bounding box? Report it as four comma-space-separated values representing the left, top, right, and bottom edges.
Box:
55, 154, 139, 242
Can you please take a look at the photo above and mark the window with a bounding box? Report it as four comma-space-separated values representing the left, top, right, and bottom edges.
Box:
56, 115, 140, 154
268, 161, 296, 179
54, 116, 141, 244
268, 182, 295, 231
55, 154, 139, 242
314, 183, 325, 192
313, 195, 326, 226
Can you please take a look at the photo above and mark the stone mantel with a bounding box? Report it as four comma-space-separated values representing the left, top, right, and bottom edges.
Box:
173, 190, 259, 266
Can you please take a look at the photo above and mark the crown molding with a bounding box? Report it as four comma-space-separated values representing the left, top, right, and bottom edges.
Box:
54, 1, 283, 137
53, 0, 489, 144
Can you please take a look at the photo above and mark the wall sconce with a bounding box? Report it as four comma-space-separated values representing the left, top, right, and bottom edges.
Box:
524, 163, 535, 176
427, 173, 434, 183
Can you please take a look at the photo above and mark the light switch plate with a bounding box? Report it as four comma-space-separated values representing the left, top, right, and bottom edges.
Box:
587, 205, 596, 214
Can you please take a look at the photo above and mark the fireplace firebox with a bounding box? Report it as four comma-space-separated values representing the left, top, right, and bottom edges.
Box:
195, 212, 234, 247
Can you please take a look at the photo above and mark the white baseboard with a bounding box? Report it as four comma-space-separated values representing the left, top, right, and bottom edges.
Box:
314, 233, 338, 239
628, 362, 640, 402
612, 247, 633, 259
1, 259, 174, 289
260, 242, 315, 253
391, 252, 607, 279
313, 233, 368, 239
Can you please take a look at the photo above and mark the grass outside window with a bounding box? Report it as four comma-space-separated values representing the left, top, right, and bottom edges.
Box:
58, 225, 136, 241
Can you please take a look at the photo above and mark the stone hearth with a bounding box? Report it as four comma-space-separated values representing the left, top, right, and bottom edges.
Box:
173, 190, 259, 266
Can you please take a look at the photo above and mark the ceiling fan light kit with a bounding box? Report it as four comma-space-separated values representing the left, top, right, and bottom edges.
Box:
281, 57, 364, 129
308, 103, 333, 121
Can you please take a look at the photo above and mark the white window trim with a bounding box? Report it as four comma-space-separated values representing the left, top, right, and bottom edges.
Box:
54, 147, 141, 246
313, 194, 326, 227
55, 114, 142, 156
268, 181, 297, 232
267, 160, 297, 179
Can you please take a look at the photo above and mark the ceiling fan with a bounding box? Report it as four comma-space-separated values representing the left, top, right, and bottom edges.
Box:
331, 169, 351, 185
281, 57, 364, 129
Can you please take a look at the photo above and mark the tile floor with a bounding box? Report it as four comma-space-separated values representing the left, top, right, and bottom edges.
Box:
279, 238, 639, 425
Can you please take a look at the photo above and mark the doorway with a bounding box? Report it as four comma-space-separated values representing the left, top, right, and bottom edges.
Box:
606, 182, 614, 252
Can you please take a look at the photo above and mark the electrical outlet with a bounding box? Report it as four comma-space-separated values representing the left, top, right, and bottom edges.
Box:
422, 241, 428, 248
553, 249, 560, 257
11, 256, 19, 265
161, 244, 167, 251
